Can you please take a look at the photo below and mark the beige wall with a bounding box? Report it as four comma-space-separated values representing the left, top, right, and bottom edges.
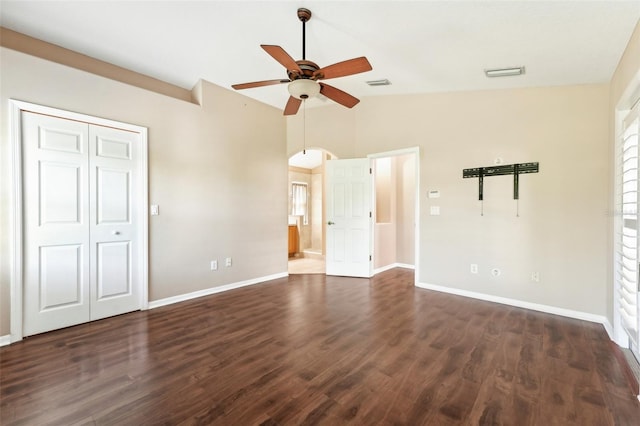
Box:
609, 21, 640, 325
396, 154, 416, 265
288, 84, 610, 316
611, 21, 640, 108
0, 47, 288, 336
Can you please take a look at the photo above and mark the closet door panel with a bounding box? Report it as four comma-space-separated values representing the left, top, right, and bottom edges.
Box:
22, 112, 91, 336
89, 125, 142, 320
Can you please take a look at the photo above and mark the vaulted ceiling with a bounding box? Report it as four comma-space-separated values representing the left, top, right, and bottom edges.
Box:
1, 1, 639, 112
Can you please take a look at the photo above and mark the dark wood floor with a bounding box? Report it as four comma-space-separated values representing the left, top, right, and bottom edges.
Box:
1, 269, 639, 425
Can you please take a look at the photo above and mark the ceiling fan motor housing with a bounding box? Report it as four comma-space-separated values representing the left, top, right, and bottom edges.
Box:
287, 60, 320, 81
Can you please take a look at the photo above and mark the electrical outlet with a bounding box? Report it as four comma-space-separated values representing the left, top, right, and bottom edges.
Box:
491, 268, 501, 277
531, 272, 540, 282
210, 260, 217, 271
470, 264, 478, 274
225, 257, 232, 267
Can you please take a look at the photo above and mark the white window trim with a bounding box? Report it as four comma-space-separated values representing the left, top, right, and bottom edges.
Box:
613, 69, 640, 348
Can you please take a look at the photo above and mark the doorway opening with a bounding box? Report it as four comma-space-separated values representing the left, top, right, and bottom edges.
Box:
287, 148, 336, 274
370, 149, 418, 275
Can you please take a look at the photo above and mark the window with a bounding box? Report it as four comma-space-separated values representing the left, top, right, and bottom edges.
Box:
291, 182, 308, 225
615, 99, 640, 352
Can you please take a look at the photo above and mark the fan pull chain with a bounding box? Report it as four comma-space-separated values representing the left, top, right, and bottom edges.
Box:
303, 100, 306, 155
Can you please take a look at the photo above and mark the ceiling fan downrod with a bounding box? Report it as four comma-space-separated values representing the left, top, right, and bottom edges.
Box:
297, 8, 311, 60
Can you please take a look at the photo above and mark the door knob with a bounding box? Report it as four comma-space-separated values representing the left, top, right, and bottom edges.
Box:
327, 221, 335, 225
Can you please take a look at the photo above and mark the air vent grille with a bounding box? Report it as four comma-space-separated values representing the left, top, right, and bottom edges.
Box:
366, 79, 391, 86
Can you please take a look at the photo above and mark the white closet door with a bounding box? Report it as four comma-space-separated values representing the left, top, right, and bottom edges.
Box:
89, 125, 142, 320
22, 111, 143, 336
23, 112, 91, 336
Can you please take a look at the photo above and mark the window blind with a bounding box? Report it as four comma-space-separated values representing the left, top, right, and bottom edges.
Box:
616, 102, 640, 345
291, 182, 308, 225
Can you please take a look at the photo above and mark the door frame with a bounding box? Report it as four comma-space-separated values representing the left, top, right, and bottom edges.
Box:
367, 147, 421, 281
9, 100, 149, 343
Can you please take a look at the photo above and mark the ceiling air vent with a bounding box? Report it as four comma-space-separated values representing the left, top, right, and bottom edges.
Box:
366, 79, 392, 86
484, 66, 525, 78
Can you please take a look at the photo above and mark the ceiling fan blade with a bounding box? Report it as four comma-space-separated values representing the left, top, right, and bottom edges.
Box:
283, 96, 302, 115
232, 79, 290, 90
314, 57, 372, 80
319, 83, 360, 108
261, 45, 302, 72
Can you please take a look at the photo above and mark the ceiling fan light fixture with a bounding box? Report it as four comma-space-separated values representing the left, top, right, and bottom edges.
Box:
288, 79, 321, 100
485, 66, 525, 78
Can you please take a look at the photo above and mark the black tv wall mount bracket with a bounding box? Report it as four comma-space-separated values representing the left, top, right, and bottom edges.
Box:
463, 162, 539, 216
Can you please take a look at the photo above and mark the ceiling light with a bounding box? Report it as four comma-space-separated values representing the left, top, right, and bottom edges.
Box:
288, 79, 320, 100
366, 79, 392, 86
484, 67, 525, 78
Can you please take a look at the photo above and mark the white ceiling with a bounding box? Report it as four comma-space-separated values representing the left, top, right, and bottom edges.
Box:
1, 1, 639, 112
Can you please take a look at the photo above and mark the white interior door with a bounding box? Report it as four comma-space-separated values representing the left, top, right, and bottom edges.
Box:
325, 158, 372, 277
89, 125, 141, 320
22, 111, 143, 336
23, 112, 91, 336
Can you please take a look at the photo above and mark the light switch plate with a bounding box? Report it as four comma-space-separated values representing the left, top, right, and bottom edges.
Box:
150, 205, 159, 216
430, 206, 440, 216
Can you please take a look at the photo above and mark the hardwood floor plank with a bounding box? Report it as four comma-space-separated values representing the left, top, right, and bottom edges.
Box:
1, 269, 638, 425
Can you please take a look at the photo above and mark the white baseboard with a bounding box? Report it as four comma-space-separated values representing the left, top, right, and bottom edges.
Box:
416, 281, 611, 331
601, 319, 614, 341
148, 272, 288, 310
0, 335, 12, 347
374, 263, 415, 275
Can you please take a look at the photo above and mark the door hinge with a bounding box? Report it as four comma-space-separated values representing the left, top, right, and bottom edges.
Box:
369, 168, 372, 174
369, 211, 372, 218
369, 255, 372, 261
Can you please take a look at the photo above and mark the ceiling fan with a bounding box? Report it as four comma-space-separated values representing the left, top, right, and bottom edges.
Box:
232, 8, 372, 115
